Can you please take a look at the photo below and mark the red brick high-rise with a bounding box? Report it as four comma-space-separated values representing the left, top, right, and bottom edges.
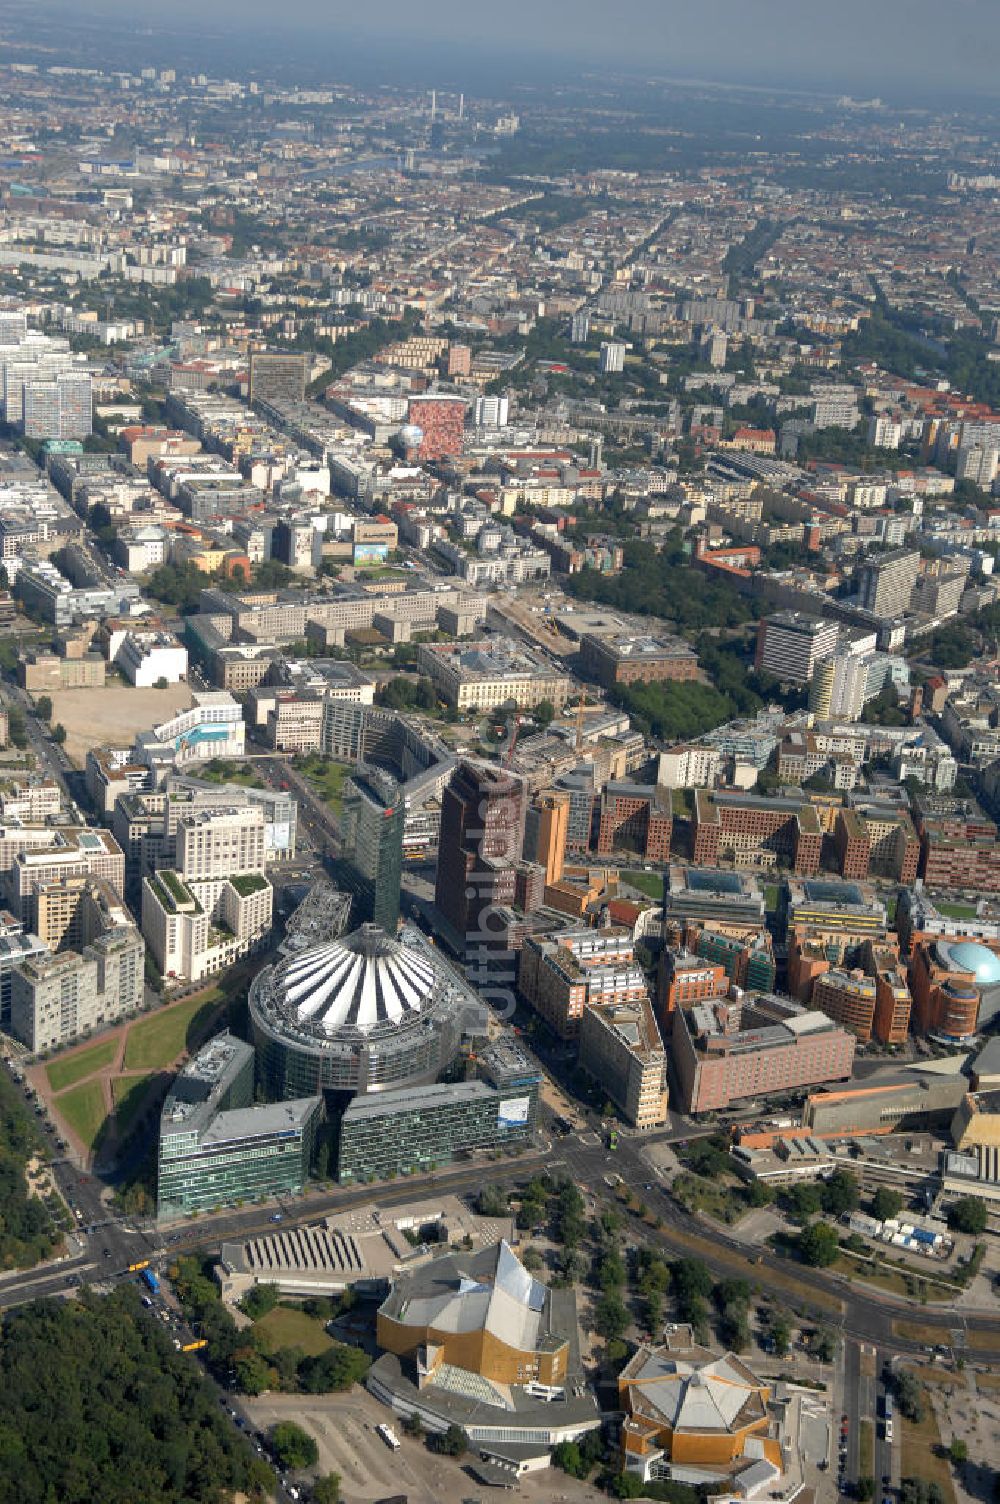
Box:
407, 394, 466, 461
434, 761, 525, 945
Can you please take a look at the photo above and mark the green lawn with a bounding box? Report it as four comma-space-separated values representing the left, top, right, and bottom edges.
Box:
622, 870, 664, 901
255, 1305, 335, 1358
198, 760, 263, 789
46, 1037, 119, 1093
936, 902, 978, 919
300, 756, 352, 815
57, 1080, 109, 1152
859, 1418, 874, 1477
112, 1075, 155, 1138
124, 990, 223, 1072
763, 883, 780, 911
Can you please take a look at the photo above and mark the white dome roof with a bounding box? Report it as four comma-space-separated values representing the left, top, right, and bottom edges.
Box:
273, 924, 437, 1037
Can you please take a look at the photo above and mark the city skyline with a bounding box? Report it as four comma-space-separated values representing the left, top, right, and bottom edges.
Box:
20, 0, 1000, 97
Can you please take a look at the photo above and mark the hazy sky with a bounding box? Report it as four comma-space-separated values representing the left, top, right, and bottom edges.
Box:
37, 0, 1000, 97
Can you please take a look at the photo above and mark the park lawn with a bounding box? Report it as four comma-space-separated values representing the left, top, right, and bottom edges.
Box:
763, 883, 780, 911
112, 1074, 155, 1138
124, 990, 223, 1072
255, 1306, 335, 1358
57, 1080, 109, 1151
622, 870, 664, 901
901, 1404, 957, 1504
46, 1037, 119, 1093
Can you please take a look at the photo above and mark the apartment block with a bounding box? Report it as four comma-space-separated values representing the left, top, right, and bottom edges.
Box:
855, 548, 919, 618
754, 613, 838, 685
10, 923, 143, 1052
142, 868, 273, 984
6, 828, 125, 921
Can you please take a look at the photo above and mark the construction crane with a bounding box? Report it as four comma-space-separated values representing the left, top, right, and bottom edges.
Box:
503, 712, 522, 767
575, 696, 592, 753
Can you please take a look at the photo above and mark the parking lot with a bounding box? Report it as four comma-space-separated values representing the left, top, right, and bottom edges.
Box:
242, 1389, 610, 1504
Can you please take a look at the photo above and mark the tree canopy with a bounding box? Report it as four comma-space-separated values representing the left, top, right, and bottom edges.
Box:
0, 1289, 272, 1503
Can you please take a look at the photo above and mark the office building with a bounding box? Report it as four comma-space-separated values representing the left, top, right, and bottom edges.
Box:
657, 951, 728, 1024
595, 781, 672, 860
656, 743, 722, 790
115, 631, 188, 687
335, 1034, 541, 1185
916, 799, 1000, 893
338, 769, 405, 932
753, 613, 839, 685
663, 866, 766, 937
694, 930, 776, 994
578, 995, 668, 1129
174, 805, 267, 882
250, 923, 469, 1102
248, 351, 308, 407
434, 761, 525, 945
157, 1032, 322, 1219
10, 922, 143, 1052
113, 778, 296, 886
527, 790, 569, 886
473, 394, 509, 428
580, 632, 698, 688
856, 548, 919, 618
692, 791, 822, 874
518, 928, 647, 1040
417, 638, 571, 712
671, 993, 855, 1114
337, 1071, 534, 1184
810, 970, 879, 1043
908, 938, 1000, 1043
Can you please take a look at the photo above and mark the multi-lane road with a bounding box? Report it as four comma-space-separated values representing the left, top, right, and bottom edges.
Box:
6, 1117, 1000, 1370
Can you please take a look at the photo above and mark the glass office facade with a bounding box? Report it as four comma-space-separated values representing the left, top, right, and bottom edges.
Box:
337, 1079, 533, 1184
158, 1097, 322, 1219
